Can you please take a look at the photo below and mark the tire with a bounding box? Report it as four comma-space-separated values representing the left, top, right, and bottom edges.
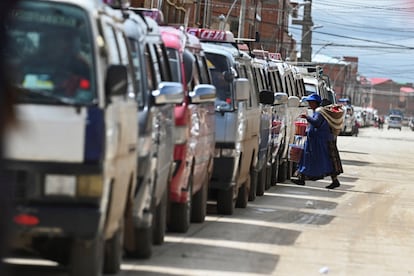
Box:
103, 222, 123, 274
271, 157, 280, 186
153, 189, 167, 245
70, 235, 104, 276
168, 173, 192, 233
278, 161, 288, 183
236, 175, 250, 208
248, 170, 258, 201
256, 166, 265, 196
217, 186, 234, 215
131, 226, 152, 259
264, 164, 272, 190
191, 175, 208, 223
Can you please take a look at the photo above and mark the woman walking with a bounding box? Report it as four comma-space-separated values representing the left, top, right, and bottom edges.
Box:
292, 93, 344, 189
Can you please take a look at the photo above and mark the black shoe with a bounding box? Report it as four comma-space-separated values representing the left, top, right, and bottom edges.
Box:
292, 179, 305, 186
325, 180, 340, 189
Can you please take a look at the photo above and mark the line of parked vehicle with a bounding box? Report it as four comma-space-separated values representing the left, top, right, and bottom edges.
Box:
3, 1, 337, 275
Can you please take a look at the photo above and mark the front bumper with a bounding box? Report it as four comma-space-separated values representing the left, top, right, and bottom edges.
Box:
13, 204, 101, 240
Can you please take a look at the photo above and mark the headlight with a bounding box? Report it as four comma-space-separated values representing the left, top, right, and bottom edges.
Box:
45, 175, 76, 197
174, 126, 188, 145
44, 174, 103, 198
221, 148, 237, 157
77, 175, 103, 198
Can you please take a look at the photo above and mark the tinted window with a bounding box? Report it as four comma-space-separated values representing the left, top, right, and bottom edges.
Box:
144, 45, 156, 91
166, 47, 181, 83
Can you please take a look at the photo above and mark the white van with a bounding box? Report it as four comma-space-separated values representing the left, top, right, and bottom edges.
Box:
388, 114, 403, 130
4, 1, 139, 275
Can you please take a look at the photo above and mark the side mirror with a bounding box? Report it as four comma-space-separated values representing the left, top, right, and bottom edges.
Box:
274, 92, 288, 105
152, 81, 184, 105
105, 65, 128, 97
234, 78, 249, 101
259, 90, 274, 105
189, 84, 216, 104
287, 96, 301, 108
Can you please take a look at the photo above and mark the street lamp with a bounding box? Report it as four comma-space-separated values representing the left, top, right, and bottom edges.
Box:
312, 42, 333, 59
303, 24, 322, 38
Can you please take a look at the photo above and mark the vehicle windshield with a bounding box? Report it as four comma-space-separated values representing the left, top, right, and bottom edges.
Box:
390, 116, 402, 121
205, 52, 233, 112
5, 1, 96, 105
304, 83, 317, 95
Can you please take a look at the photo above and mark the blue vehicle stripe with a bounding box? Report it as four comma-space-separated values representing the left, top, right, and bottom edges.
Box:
84, 107, 105, 162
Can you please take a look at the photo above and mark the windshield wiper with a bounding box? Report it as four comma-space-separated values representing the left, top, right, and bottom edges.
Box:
17, 86, 81, 106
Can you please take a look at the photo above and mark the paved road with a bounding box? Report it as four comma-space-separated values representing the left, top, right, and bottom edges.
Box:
6, 126, 414, 275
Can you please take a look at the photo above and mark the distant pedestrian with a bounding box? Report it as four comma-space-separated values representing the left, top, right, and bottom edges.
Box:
378, 116, 384, 129
292, 94, 344, 189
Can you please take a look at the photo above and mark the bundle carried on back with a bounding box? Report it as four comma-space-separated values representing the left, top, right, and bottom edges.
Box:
316, 104, 344, 136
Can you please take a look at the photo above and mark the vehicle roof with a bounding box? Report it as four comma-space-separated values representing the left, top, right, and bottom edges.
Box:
160, 26, 185, 51
123, 11, 147, 40
303, 76, 319, 86
46, 0, 104, 11
201, 42, 237, 62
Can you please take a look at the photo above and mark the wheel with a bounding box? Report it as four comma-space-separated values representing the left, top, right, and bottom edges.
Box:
153, 189, 167, 245
271, 157, 280, 186
131, 226, 152, 259
171, 172, 193, 231
248, 170, 258, 201
70, 235, 104, 276
191, 175, 208, 223
278, 161, 288, 183
103, 221, 123, 274
217, 186, 234, 215
168, 174, 192, 233
264, 163, 272, 190
236, 175, 250, 208
256, 166, 265, 196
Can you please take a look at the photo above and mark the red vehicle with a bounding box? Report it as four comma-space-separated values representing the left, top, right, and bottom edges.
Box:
160, 27, 216, 233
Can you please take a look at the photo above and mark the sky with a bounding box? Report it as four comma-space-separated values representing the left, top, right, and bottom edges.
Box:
288, 0, 414, 84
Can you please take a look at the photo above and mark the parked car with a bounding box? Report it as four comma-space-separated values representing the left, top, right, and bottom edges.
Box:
4, 1, 140, 275
188, 28, 261, 215
160, 26, 216, 233
124, 10, 184, 258
388, 114, 403, 130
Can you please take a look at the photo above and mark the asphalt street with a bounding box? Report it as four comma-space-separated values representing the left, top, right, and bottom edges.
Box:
6, 125, 414, 276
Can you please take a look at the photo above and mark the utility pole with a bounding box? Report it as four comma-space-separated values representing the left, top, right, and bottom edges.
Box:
292, 0, 313, 62
238, 0, 246, 39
